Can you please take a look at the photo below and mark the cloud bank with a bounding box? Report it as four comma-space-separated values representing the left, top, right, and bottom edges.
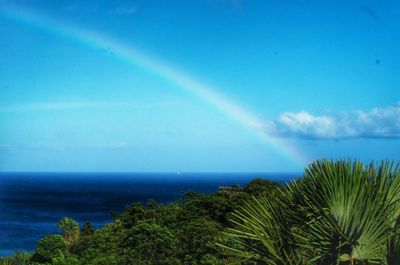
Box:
267, 103, 400, 139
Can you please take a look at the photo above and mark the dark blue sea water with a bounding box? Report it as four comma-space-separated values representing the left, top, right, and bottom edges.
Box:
0, 172, 298, 256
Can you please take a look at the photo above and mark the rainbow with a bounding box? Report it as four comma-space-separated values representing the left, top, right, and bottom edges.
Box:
0, 5, 308, 167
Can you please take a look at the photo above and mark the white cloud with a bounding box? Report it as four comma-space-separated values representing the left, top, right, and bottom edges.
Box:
266, 102, 400, 139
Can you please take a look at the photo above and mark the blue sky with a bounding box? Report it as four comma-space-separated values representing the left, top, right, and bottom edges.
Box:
0, 0, 399, 172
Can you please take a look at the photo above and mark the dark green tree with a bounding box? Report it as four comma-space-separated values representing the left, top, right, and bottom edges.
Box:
122, 220, 179, 265
80, 222, 94, 237
70, 222, 95, 256
79, 223, 123, 265
176, 217, 222, 263
243, 178, 280, 194
30, 234, 67, 263
181, 192, 233, 224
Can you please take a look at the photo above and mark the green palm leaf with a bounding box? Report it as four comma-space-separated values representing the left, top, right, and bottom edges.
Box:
219, 159, 400, 265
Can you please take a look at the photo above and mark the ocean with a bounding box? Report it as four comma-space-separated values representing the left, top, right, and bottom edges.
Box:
0, 172, 299, 256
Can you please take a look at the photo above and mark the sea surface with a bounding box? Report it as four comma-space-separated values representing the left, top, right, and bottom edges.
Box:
0, 172, 299, 256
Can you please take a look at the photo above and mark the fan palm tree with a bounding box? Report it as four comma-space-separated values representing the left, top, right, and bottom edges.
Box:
57, 217, 80, 248
220, 159, 400, 265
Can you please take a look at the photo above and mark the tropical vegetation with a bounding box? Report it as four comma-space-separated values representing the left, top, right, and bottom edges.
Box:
220, 159, 400, 264
1, 159, 399, 265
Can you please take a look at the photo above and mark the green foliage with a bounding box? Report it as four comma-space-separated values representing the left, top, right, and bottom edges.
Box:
182, 192, 234, 223
9, 160, 398, 265
221, 159, 400, 265
50, 255, 79, 265
19, 189, 245, 264
57, 218, 79, 249
292, 160, 400, 264
30, 235, 67, 264
242, 178, 280, 195
0, 251, 31, 265
79, 222, 94, 238
69, 222, 94, 257
78, 223, 123, 265
122, 220, 179, 264
175, 217, 222, 263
